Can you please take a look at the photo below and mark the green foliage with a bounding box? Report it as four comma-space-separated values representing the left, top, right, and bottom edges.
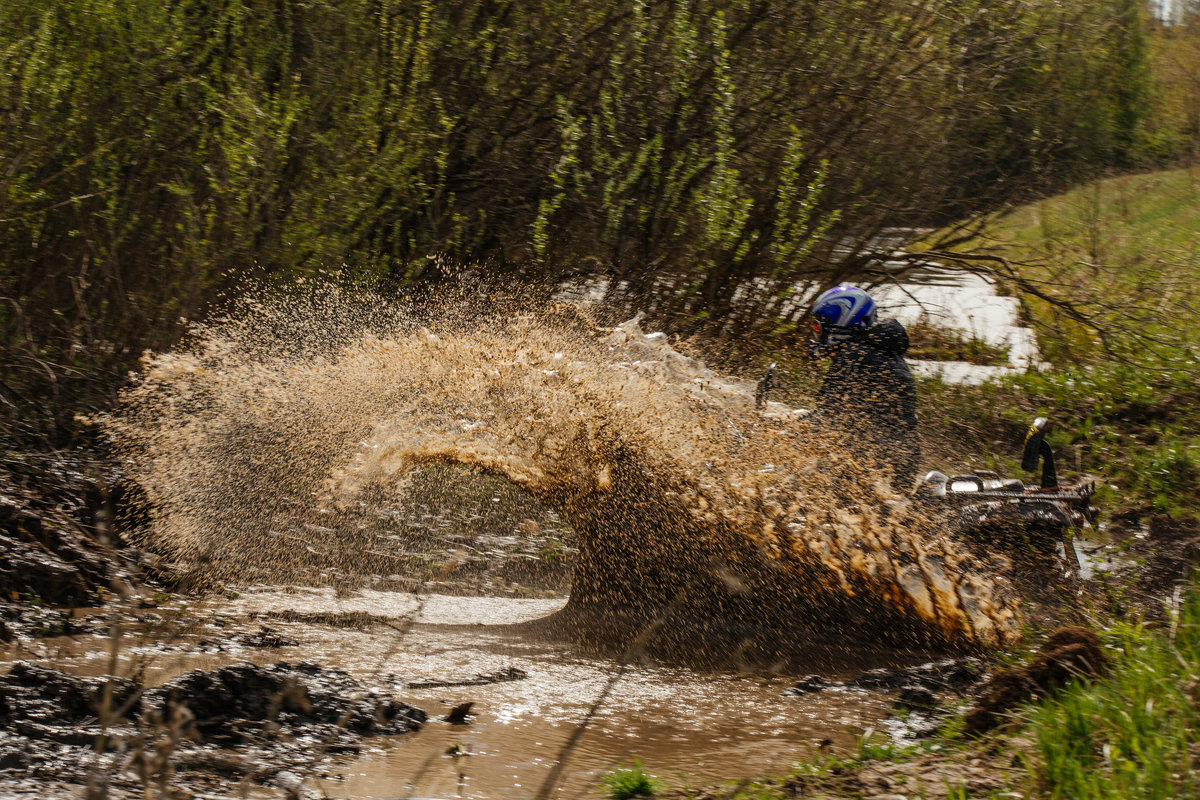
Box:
942, 0, 1164, 210
1, 0, 1186, 441
770, 130, 839, 269
1023, 576, 1200, 799
977, 170, 1200, 370
532, 0, 847, 326
1, 0, 463, 437
919, 169, 1200, 520
601, 758, 666, 800
921, 360, 1200, 520
730, 166, 1199, 531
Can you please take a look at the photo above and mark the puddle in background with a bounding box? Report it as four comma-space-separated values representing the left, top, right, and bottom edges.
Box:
226, 587, 568, 626
872, 267, 1040, 385
9, 589, 889, 799
1073, 525, 1137, 581
559, 263, 1041, 386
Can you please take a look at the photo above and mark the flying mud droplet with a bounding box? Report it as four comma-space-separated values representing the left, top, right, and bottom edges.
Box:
105, 287, 1019, 657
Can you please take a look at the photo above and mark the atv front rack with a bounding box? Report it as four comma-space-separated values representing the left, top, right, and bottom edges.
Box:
920, 471, 1096, 528
917, 418, 1097, 573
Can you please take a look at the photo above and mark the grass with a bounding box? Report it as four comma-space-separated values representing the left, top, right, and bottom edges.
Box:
984, 168, 1200, 264
1022, 579, 1200, 799
957, 167, 1200, 367
919, 359, 1200, 519
916, 168, 1200, 521
906, 317, 1011, 365
602, 759, 666, 799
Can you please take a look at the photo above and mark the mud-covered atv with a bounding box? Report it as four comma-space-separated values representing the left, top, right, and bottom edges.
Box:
917, 417, 1097, 575
753, 367, 1096, 573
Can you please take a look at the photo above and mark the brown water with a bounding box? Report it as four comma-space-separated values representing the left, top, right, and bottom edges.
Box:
12, 588, 893, 799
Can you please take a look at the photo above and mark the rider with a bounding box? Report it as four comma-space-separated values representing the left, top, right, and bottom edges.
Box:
808, 285, 920, 488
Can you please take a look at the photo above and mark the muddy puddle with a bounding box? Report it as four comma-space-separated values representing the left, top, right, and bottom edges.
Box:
1074, 525, 1139, 581
7, 588, 894, 799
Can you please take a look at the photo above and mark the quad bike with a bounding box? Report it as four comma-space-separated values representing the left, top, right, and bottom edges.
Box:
916, 417, 1097, 575
753, 368, 1097, 574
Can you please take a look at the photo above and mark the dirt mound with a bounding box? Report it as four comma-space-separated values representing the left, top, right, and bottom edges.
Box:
0, 496, 105, 607
0, 450, 144, 608
406, 666, 528, 690
0, 660, 425, 788
784, 657, 986, 696
964, 626, 1108, 735
0, 662, 140, 729
1132, 514, 1200, 597
145, 661, 425, 745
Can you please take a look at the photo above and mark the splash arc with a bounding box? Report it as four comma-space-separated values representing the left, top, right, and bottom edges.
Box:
107, 292, 1018, 659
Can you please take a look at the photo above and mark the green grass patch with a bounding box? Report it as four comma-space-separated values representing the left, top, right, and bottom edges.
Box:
948, 167, 1200, 366
919, 360, 1200, 519
1021, 577, 1200, 799
601, 759, 667, 799
906, 317, 1012, 365
984, 169, 1200, 263
916, 168, 1200, 521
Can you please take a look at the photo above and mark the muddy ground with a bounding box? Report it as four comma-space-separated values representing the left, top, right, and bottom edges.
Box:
1, 451, 1197, 798
0, 612, 991, 800
0, 612, 1118, 800
0, 457, 582, 797
0, 658, 425, 798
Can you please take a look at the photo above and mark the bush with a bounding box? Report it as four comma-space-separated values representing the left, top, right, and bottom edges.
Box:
601, 758, 666, 800
1, 0, 1166, 441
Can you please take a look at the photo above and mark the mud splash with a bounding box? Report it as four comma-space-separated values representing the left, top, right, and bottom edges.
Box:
106, 290, 1017, 655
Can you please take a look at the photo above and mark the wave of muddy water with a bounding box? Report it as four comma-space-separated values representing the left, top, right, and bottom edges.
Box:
105, 290, 1019, 655
14, 587, 901, 799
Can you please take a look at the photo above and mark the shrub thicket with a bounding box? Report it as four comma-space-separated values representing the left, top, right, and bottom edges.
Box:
0, 0, 1181, 439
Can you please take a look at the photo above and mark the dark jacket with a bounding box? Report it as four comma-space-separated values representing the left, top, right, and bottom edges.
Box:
814, 318, 919, 484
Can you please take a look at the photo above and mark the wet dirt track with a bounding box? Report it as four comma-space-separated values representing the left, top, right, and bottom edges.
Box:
3, 588, 900, 799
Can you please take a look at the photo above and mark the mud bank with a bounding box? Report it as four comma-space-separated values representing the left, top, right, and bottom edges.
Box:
0, 450, 144, 609
0, 658, 424, 796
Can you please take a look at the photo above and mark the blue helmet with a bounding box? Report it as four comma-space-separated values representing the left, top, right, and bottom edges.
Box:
810, 285, 877, 352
